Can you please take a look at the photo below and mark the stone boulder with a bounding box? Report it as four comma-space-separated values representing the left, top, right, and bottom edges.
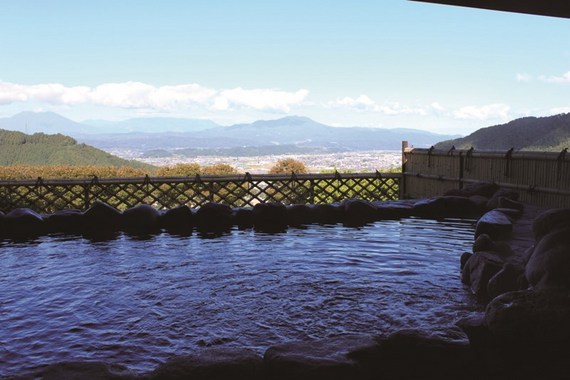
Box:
462, 251, 504, 302
365, 329, 475, 380
459, 314, 570, 380
252, 202, 287, 232
196, 202, 233, 232
82, 201, 123, 233
485, 289, 570, 344
264, 335, 378, 380
445, 182, 499, 198
4, 207, 45, 238
0, 210, 5, 238
342, 199, 378, 227
532, 208, 570, 242
472, 233, 513, 258
44, 208, 84, 234
526, 226, 570, 289
122, 204, 161, 234
150, 347, 263, 380
310, 203, 344, 225
486, 263, 522, 300
497, 197, 524, 212
486, 188, 519, 210
475, 210, 512, 240
285, 204, 313, 227
373, 201, 414, 219
412, 196, 482, 219
233, 207, 254, 230
159, 205, 195, 235
31, 361, 139, 380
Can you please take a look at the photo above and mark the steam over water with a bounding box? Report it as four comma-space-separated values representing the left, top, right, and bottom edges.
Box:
0, 218, 480, 375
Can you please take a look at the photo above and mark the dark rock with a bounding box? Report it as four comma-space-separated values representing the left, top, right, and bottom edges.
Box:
82, 201, 122, 232
233, 207, 254, 229
459, 313, 570, 380
252, 202, 287, 232
4, 208, 45, 238
160, 205, 194, 235
486, 188, 519, 210
526, 226, 570, 289
44, 209, 84, 234
412, 196, 482, 219
310, 203, 344, 225
485, 289, 570, 344
475, 210, 512, 240
285, 204, 313, 227
532, 208, 570, 242
497, 197, 524, 212
373, 201, 413, 219
468, 195, 489, 210
342, 199, 378, 227
462, 251, 504, 302
494, 207, 522, 219
445, 181, 499, 198
472, 233, 513, 257
0, 210, 5, 238
264, 335, 378, 380
367, 329, 475, 380
33, 361, 139, 380
487, 263, 521, 300
196, 202, 233, 232
151, 347, 263, 380
122, 204, 161, 234
460, 252, 472, 270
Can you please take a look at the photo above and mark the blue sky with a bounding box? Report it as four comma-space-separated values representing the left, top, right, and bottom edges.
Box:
0, 0, 568, 135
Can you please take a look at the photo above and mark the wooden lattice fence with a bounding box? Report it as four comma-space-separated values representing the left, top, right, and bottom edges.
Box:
0, 172, 401, 213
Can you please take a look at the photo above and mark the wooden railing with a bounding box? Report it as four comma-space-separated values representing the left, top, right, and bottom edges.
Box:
0, 172, 401, 213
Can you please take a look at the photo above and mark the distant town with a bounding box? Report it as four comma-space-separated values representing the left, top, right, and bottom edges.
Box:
110, 149, 402, 174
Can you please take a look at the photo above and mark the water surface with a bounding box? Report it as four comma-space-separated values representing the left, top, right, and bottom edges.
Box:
0, 217, 480, 375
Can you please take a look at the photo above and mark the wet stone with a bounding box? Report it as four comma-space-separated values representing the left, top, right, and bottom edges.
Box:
264, 335, 378, 380
285, 204, 313, 227
150, 347, 263, 380
29, 361, 140, 380
122, 204, 161, 234
4, 207, 45, 238
159, 205, 195, 235
342, 199, 378, 227
196, 202, 233, 232
44, 208, 84, 234
252, 202, 288, 232
475, 210, 513, 240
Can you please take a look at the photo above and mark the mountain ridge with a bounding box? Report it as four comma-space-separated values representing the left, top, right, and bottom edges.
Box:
434, 113, 570, 151
0, 112, 458, 155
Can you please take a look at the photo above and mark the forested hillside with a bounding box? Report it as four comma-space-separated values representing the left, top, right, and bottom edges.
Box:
435, 113, 570, 151
0, 129, 151, 168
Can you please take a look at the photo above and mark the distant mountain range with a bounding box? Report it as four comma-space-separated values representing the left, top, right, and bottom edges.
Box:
435, 113, 570, 151
0, 112, 459, 157
0, 129, 151, 168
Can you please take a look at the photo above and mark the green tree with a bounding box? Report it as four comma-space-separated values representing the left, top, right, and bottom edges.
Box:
269, 158, 308, 174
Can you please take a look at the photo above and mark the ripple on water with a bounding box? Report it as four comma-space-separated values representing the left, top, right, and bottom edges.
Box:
0, 217, 481, 375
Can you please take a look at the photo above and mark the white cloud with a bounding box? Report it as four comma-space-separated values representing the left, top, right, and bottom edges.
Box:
453, 104, 511, 120
212, 88, 308, 112
0, 80, 308, 113
539, 71, 570, 84
516, 73, 532, 82
328, 95, 436, 116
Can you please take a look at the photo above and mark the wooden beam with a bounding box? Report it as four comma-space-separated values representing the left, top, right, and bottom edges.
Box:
410, 0, 570, 19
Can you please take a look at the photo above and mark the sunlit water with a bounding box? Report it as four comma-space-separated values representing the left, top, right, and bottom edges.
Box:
0, 217, 481, 375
